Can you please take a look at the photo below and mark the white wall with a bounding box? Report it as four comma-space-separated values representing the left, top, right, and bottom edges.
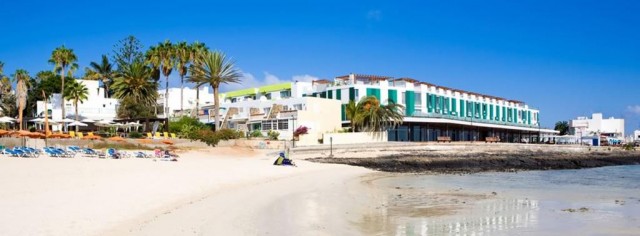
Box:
571, 113, 625, 138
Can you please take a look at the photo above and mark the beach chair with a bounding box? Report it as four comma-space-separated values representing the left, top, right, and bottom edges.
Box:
170, 133, 177, 139
164, 132, 169, 139
88, 132, 95, 137
69, 131, 75, 138
43, 147, 63, 157
147, 132, 153, 139
78, 132, 84, 139
155, 132, 161, 139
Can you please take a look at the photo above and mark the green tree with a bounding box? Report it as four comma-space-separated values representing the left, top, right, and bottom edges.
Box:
111, 62, 158, 109
146, 40, 175, 117
189, 41, 209, 117
63, 80, 89, 132
0, 61, 11, 98
112, 35, 145, 70
86, 55, 115, 98
49, 46, 78, 120
188, 50, 241, 130
346, 96, 404, 132
554, 121, 569, 135
12, 69, 31, 130
116, 97, 156, 119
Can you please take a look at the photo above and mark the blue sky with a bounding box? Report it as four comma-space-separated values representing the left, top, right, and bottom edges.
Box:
1, 0, 639, 133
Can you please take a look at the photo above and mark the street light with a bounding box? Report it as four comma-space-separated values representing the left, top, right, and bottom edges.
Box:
291, 114, 297, 148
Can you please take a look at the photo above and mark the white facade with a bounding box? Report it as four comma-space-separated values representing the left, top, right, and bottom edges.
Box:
36, 80, 118, 121
157, 86, 214, 118
633, 130, 640, 141
570, 113, 625, 138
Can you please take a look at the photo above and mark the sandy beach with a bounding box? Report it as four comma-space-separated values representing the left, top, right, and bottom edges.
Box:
0, 148, 372, 235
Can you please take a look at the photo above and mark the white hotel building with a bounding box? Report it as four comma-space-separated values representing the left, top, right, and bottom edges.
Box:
200, 73, 557, 143
36, 80, 118, 121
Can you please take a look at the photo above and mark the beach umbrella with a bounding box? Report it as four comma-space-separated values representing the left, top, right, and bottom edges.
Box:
59, 118, 75, 123
29, 118, 44, 123
0, 117, 15, 123
81, 118, 96, 123
69, 121, 88, 127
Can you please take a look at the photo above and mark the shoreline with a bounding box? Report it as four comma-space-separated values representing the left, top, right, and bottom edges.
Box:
308, 149, 640, 173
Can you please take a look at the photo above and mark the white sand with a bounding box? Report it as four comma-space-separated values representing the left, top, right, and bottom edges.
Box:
0, 148, 372, 236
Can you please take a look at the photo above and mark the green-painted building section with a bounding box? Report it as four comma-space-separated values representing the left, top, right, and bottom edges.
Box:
405, 91, 415, 116
366, 88, 381, 100
388, 89, 398, 103
327, 90, 333, 99
336, 89, 342, 100
223, 82, 291, 98
460, 100, 465, 117
349, 87, 356, 101
341, 104, 347, 121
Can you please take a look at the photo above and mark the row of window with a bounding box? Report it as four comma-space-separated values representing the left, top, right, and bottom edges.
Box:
424, 94, 536, 124
228, 90, 292, 103
261, 119, 289, 131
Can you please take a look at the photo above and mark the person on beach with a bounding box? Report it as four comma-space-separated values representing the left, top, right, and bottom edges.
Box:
273, 151, 296, 167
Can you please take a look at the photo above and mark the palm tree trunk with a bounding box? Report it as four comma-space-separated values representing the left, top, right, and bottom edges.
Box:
60, 68, 65, 119
103, 78, 109, 98
213, 86, 220, 131
194, 86, 200, 118
165, 75, 169, 117
75, 100, 79, 133
180, 74, 184, 115
18, 105, 23, 131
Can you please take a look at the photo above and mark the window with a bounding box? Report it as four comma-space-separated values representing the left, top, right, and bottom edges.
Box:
261, 120, 272, 130
435, 96, 441, 113
401, 92, 406, 104
414, 93, 422, 105
277, 119, 289, 130
264, 93, 272, 100
263, 107, 270, 114
294, 104, 303, 110
444, 98, 449, 114
231, 98, 237, 103
283, 105, 289, 111
280, 90, 291, 98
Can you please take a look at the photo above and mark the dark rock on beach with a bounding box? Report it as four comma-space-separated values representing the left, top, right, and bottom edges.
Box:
308, 151, 640, 174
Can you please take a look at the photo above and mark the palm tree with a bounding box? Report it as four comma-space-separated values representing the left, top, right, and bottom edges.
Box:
188, 50, 241, 130
145, 40, 175, 117
189, 41, 208, 117
554, 121, 569, 135
346, 96, 404, 132
63, 80, 89, 132
175, 41, 191, 114
12, 69, 30, 130
49, 46, 78, 119
111, 62, 158, 106
0, 61, 10, 97
86, 55, 114, 98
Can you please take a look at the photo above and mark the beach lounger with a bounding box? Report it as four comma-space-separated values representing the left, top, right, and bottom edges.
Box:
170, 133, 177, 139
147, 132, 153, 139
155, 132, 161, 139
164, 132, 169, 139
69, 131, 75, 138
78, 132, 84, 139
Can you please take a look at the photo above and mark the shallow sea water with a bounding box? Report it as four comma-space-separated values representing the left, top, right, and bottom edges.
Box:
366, 165, 640, 236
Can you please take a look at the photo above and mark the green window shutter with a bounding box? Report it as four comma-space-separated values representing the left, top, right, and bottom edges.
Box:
460, 100, 465, 117
388, 89, 397, 103
528, 111, 532, 124
341, 104, 346, 121
349, 87, 355, 101
482, 104, 487, 120
427, 94, 433, 113
320, 92, 326, 98
365, 88, 381, 100
489, 105, 494, 120
405, 91, 415, 116
336, 89, 342, 100
451, 98, 457, 115
502, 107, 506, 122
327, 90, 333, 99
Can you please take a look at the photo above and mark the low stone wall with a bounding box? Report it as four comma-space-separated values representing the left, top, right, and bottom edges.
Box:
322, 132, 388, 145
217, 139, 293, 150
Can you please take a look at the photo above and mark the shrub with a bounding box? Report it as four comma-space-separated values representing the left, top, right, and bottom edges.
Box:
29, 126, 36, 132
623, 143, 635, 151
217, 128, 243, 140
293, 126, 309, 137
129, 131, 143, 139
169, 116, 207, 135
267, 130, 280, 140
250, 130, 263, 138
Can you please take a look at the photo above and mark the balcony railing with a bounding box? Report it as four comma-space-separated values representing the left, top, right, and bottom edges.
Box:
412, 112, 539, 128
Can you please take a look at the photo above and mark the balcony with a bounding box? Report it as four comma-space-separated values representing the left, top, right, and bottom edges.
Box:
412, 112, 539, 129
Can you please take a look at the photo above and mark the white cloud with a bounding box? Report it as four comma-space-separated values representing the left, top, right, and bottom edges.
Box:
219, 71, 321, 92
367, 10, 382, 21
627, 105, 640, 115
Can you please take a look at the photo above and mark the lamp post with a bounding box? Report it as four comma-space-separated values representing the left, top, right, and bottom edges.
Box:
291, 115, 297, 148
329, 137, 334, 158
